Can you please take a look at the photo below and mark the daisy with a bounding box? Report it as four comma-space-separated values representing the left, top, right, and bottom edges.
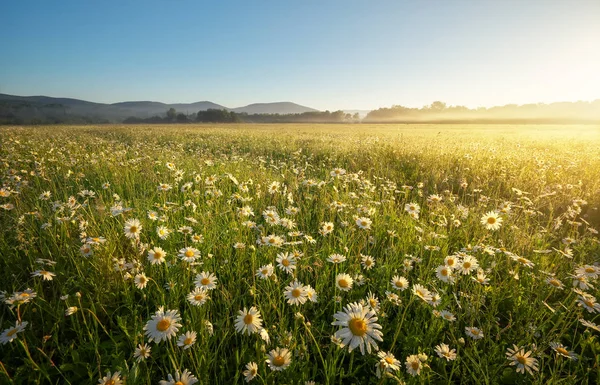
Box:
256, 264, 274, 279
549, 342, 577, 360
331, 302, 383, 355
355, 217, 372, 230
511, 255, 535, 269
194, 271, 218, 290
144, 307, 182, 343
465, 326, 484, 340
575, 265, 599, 279
390, 276, 409, 291
577, 294, 600, 313
480, 211, 502, 230
179, 247, 200, 263
506, 345, 539, 375
187, 287, 210, 306
361, 254, 375, 270
284, 280, 308, 306
134, 273, 149, 289
124, 218, 142, 239
31, 270, 56, 281
412, 284, 432, 302
435, 265, 453, 283
134, 343, 151, 362
439, 310, 456, 322
65, 306, 78, 316
159, 369, 198, 385
177, 330, 197, 350
404, 203, 420, 215
5, 289, 36, 305
327, 253, 347, 264
458, 255, 479, 275
405, 354, 423, 376
147, 247, 167, 265
434, 343, 457, 361
365, 292, 380, 313
545, 276, 564, 290
376, 351, 400, 378
0, 321, 28, 345
235, 307, 263, 335
156, 226, 171, 240
335, 273, 354, 292
320, 222, 334, 236
276, 252, 296, 274
305, 285, 318, 303
266, 347, 292, 371
98, 371, 122, 385
243, 362, 258, 382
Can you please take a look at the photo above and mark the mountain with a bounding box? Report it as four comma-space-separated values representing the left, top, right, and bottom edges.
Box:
233, 102, 317, 114
0, 94, 319, 123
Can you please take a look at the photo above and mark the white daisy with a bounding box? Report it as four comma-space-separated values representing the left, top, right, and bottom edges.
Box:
331, 302, 383, 355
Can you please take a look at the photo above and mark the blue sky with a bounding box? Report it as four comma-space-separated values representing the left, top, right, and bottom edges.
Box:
1, 0, 598, 110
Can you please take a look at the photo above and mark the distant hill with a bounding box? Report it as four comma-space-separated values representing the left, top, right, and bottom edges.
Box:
0, 94, 320, 123
233, 102, 317, 114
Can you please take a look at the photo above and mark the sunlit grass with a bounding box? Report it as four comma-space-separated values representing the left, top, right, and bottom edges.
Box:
0, 124, 599, 384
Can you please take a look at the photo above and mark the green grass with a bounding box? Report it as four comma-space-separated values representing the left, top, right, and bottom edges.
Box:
0, 124, 599, 384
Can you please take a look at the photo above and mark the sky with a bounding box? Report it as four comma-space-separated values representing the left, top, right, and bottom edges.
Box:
1, 0, 599, 111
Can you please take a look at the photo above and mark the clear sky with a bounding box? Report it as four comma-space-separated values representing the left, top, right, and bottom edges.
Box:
1, 0, 598, 111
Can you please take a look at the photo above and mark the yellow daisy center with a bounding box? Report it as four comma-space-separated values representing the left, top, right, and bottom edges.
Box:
201, 277, 210, 285
129, 226, 138, 233
261, 269, 268, 275
282, 259, 290, 267
106, 380, 115, 385
157, 319, 171, 332
516, 355, 527, 365
549, 279, 560, 287
243, 314, 253, 325
7, 329, 18, 337
185, 250, 195, 258
184, 337, 193, 345
385, 357, 394, 364
291, 288, 301, 298
273, 355, 286, 367
585, 267, 595, 273
348, 317, 367, 336
463, 262, 471, 269
194, 294, 203, 301
487, 217, 496, 224
441, 269, 448, 276
556, 347, 569, 355
268, 238, 276, 244
411, 361, 420, 370
338, 279, 349, 288
175, 382, 184, 385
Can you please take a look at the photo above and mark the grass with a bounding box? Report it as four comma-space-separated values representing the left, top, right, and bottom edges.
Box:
0, 123, 599, 384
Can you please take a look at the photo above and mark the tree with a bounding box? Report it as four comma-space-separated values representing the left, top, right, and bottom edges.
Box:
176, 113, 188, 122
166, 108, 177, 121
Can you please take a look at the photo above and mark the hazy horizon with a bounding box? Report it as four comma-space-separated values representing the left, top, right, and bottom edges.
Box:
1, 0, 599, 111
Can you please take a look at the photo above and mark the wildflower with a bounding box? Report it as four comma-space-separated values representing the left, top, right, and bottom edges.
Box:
235, 307, 263, 335
284, 280, 308, 306
412, 284, 433, 302
549, 342, 577, 360
276, 252, 297, 274
256, 264, 274, 279
405, 354, 424, 376
194, 272, 218, 290
327, 254, 346, 264
31, 270, 56, 281
134, 343, 151, 362
405, 203, 420, 215
159, 369, 198, 385
305, 285, 318, 303
5, 289, 36, 305
390, 276, 409, 291
577, 294, 600, 313
187, 287, 210, 306
465, 326, 484, 340
546, 276, 564, 289
124, 218, 142, 239
134, 273, 149, 289
179, 247, 200, 263
156, 226, 171, 240
376, 351, 400, 378
434, 343, 457, 361
266, 347, 292, 371
0, 321, 28, 345
435, 265, 453, 283
320, 222, 334, 235
439, 310, 456, 322
147, 247, 167, 265
356, 217, 372, 230
506, 345, 539, 375
243, 362, 258, 382
144, 307, 182, 343
481, 211, 502, 230
98, 371, 122, 385
331, 302, 383, 355
65, 306, 78, 316
361, 254, 375, 270
177, 330, 197, 350
336, 273, 354, 292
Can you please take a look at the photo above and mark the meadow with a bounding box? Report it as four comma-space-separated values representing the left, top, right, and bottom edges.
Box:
0, 123, 599, 384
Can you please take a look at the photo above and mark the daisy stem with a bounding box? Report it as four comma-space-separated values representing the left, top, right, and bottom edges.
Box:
389, 295, 414, 351
302, 321, 327, 383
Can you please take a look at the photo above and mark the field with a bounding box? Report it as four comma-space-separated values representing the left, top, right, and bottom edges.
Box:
1, 123, 599, 384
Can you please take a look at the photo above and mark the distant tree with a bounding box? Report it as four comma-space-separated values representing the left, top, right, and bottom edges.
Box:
166, 108, 177, 121
176, 113, 188, 123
